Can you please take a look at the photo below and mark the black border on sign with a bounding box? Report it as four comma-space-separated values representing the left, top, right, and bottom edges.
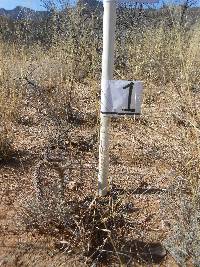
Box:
101, 112, 141, 115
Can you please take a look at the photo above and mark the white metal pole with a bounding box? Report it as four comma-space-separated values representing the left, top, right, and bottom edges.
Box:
98, 0, 117, 196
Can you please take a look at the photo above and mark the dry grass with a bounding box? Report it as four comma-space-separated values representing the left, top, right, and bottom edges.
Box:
0, 43, 25, 160
0, 5, 200, 266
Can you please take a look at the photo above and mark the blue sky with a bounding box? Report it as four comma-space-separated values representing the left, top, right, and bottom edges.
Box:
0, 0, 199, 10
0, 0, 45, 10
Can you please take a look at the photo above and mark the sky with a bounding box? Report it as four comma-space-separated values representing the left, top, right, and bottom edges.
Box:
0, 0, 45, 10
0, 0, 199, 10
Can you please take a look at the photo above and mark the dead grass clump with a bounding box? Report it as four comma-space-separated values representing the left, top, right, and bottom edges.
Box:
0, 42, 25, 160
18, 181, 166, 266
19, 193, 124, 264
161, 177, 200, 267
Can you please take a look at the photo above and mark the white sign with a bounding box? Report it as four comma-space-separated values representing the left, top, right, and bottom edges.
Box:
101, 80, 143, 116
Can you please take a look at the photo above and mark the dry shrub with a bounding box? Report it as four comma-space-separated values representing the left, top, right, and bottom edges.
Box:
158, 97, 200, 267
114, 17, 200, 267
19, 182, 166, 266
0, 43, 25, 160
132, 23, 200, 267
161, 177, 200, 267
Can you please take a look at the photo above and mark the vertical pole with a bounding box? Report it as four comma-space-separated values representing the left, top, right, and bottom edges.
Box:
98, 0, 117, 196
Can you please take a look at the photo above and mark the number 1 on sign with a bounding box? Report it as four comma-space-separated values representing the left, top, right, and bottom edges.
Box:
122, 82, 135, 112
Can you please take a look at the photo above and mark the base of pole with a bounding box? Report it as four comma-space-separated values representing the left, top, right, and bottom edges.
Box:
98, 115, 111, 196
